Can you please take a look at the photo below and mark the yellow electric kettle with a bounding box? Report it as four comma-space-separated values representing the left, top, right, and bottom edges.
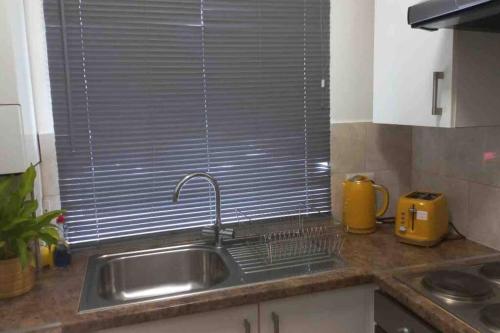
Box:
342, 175, 389, 234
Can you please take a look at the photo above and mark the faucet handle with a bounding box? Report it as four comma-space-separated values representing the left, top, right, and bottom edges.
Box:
201, 226, 216, 236
201, 226, 235, 246
219, 228, 235, 239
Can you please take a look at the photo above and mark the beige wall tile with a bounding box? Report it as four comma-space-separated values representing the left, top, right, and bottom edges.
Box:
468, 182, 500, 250
411, 170, 469, 236
365, 124, 411, 172
440, 128, 484, 182
330, 122, 412, 221
411, 125, 500, 249
412, 126, 500, 186
330, 122, 500, 249
478, 126, 500, 187
374, 169, 410, 217
331, 123, 366, 173
331, 173, 345, 221
331, 122, 366, 140
412, 126, 446, 174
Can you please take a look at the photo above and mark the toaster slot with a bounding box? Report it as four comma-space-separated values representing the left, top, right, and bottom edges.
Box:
409, 204, 416, 231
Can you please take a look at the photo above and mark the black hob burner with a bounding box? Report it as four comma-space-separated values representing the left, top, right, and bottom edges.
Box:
421, 270, 494, 302
481, 262, 500, 283
480, 303, 500, 332
397, 260, 500, 333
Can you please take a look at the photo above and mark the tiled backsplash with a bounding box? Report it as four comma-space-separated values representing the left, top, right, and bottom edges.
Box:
412, 126, 500, 250
330, 123, 411, 220
332, 123, 500, 250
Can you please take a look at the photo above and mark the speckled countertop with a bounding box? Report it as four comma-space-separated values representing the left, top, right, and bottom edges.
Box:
0, 221, 498, 333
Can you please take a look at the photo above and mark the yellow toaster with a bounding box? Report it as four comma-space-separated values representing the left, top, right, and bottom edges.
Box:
395, 191, 449, 247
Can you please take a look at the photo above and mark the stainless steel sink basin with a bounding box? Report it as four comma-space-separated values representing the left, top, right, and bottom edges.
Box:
80, 238, 346, 312
80, 244, 242, 311
98, 247, 230, 301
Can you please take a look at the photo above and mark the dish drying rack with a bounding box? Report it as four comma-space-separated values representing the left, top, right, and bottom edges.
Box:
227, 207, 345, 277
260, 225, 344, 264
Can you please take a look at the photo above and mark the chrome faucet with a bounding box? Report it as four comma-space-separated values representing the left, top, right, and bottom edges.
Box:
172, 172, 234, 247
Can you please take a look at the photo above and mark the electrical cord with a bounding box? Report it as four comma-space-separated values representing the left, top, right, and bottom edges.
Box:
377, 217, 465, 242
446, 220, 466, 241
376, 216, 465, 244
376, 216, 395, 224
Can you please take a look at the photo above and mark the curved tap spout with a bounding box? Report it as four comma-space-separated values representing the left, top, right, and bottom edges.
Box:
172, 173, 223, 245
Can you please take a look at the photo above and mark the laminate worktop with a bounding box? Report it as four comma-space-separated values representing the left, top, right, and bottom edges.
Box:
0, 221, 497, 333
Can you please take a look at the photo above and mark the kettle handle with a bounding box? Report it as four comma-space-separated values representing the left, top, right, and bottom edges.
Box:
372, 184, 389, 218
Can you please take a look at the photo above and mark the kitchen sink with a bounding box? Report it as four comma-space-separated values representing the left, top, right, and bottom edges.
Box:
98, 247, 230, 301
80, 238, 346, 312
79, 243, 242, 311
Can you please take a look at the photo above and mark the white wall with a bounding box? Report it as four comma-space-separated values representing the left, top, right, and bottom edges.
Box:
24, 0, 54, 135
24, 0, 61, 211
330, 0, 374, 124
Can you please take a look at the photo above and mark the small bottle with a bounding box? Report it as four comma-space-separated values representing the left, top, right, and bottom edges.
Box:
39, 244, 55, 268
53, 214, 71, 267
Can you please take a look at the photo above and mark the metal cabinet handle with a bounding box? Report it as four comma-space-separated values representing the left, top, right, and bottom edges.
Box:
271, 312, 280, 333
397, 327, 413, 333
432, 71, 444, 115
243, 319, 251, 333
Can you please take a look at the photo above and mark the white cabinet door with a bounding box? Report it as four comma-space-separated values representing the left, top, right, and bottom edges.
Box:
0, 105, 27, 174
97, 304, 258, 333
260, 285, 375, 333
0, 104, 39, 174
373, 0, 454, 127
0, 0, 19, 104
0, 0, 34, 106
0, 0, 39, 174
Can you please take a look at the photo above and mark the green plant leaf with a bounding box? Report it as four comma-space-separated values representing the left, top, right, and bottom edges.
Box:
0, 178, 12, 223
17, 165, 36, 199
42, 226, 59, 239
0, 176, 13, 198
38, 229, 59, 246
0, 217, 31, 232
3, 193, 24, 223
0, 166, 62, 262
36, 210, 64, 226
16, 239, 29, 268
19, 200, 38, 218
20, 230, 37, 241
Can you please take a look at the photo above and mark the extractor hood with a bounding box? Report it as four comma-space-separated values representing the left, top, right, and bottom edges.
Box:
408, 0, 500, 32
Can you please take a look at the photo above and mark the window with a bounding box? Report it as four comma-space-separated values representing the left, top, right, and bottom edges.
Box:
44, 0, 330, 245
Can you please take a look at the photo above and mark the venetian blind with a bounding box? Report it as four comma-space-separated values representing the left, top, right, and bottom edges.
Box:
44, 0, 330, 245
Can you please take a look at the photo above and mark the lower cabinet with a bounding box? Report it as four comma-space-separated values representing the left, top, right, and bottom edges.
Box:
374, 290, 438, 333
98, 285, 375, 333
97, 304, 259, 333
260, 285, 375, 333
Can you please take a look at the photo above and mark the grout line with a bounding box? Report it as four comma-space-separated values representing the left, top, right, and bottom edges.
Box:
413, 169, 500, 190
464, 179, 471, 237
362, 122, 368, 172
409, 126, 414, 188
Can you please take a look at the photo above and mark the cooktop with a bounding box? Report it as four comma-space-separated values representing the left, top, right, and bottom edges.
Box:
397, 260, 500, 332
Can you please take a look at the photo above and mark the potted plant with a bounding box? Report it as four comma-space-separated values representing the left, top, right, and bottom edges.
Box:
0, 165, 63, 299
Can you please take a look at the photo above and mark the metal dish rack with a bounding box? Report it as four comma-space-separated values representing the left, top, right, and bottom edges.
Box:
261, 225, 344, 264
227, 207, 345, 278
